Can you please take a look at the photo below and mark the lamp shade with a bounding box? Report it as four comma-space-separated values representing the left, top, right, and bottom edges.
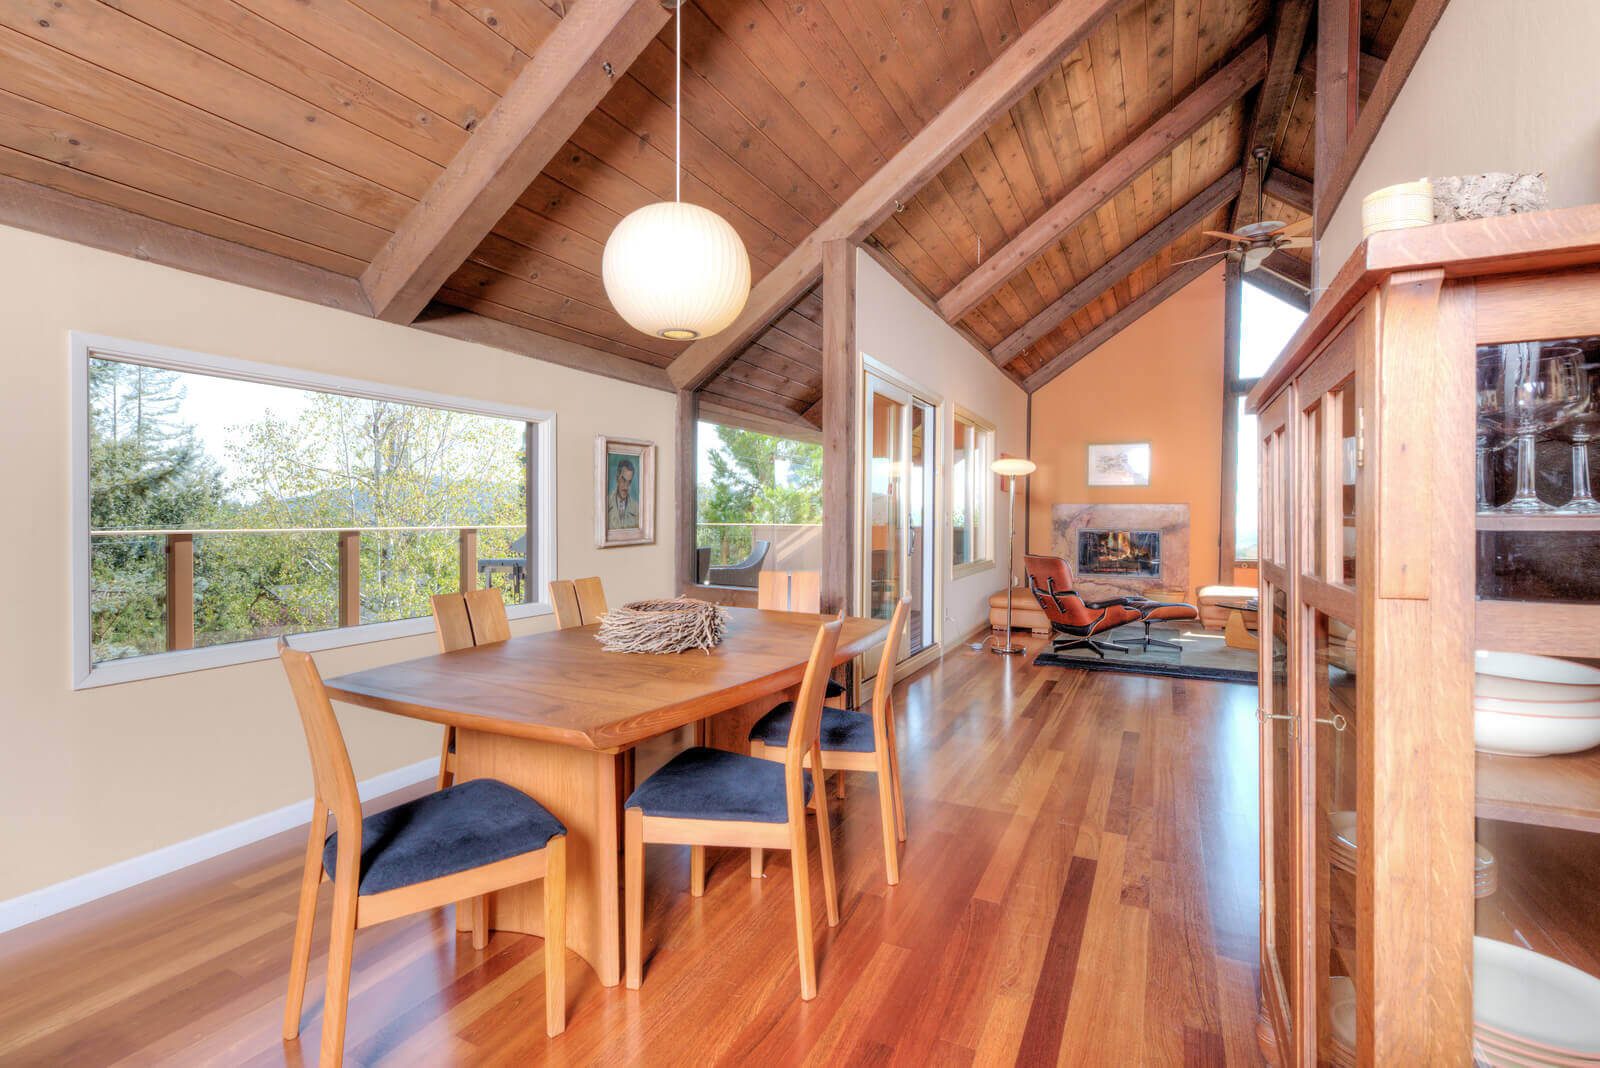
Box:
602, 201, 751, 341
991, 456, 1037, 477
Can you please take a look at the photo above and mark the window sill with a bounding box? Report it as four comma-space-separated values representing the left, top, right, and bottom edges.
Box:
73, 601, 553, 690
952, 559, 996, 581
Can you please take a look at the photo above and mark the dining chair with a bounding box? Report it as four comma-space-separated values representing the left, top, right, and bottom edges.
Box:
278, 639, 568, 1066
574, 576, 608, 621
429, 589, 511, 789
625, 617, 843, 1000
749, 596, 910, 884
549, 579, 582, 629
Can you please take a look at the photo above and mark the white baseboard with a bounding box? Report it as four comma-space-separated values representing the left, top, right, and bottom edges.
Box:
0, 757, 439, 936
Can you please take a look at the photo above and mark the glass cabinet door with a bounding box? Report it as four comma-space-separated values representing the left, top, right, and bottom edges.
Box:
1470, 332, 1600, 1066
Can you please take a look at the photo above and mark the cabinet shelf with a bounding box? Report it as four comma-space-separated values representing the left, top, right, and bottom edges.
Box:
1476, 513, 1600, 532
1476, 748, 1600, 834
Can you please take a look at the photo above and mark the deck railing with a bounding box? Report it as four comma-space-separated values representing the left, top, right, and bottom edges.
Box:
89, 525, 526, 656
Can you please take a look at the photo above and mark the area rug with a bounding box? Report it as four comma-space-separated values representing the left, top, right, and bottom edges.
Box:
1032, 621, 1257, 682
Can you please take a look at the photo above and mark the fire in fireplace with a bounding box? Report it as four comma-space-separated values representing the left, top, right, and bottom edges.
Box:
1078, 529, 1162, 577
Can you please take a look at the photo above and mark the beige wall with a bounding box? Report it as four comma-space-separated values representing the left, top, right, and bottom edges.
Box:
1321, 0, 1600, 274
0, 224, 678, 901
855, 251, 1029, 638
1025, 264, 1229, 600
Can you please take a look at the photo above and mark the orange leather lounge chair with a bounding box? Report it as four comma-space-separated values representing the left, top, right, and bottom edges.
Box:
1024, 554, 1199, 657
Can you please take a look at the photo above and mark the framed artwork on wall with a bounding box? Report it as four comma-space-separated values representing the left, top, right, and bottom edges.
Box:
595, 435, 656, 547
1086, 441, 1152, 487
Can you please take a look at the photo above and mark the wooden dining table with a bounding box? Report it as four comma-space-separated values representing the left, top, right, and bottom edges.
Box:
323, 605, 886, 988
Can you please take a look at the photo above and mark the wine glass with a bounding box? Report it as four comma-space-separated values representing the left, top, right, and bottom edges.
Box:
1496, 343, 1587, 514
1476, 352, 1508, 513
1557, 347, 1600, 514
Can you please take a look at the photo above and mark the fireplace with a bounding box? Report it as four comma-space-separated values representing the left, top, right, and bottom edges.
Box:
1078, 529, 1162, 577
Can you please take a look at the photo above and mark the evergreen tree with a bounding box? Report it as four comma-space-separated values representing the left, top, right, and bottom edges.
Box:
695, 425, 822, 563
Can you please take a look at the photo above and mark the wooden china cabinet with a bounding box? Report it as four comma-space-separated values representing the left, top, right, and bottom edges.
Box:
1250, 206, 1600, 1066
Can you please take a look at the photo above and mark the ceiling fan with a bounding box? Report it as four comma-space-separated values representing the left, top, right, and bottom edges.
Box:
1177, 215, 1312, 273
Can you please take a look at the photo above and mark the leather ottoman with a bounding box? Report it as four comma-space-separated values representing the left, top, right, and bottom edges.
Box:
989, 587, 1051, 635
1198, 585, 1259, 630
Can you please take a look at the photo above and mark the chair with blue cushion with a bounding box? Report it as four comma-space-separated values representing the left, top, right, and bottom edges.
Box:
278, 639, 567, 1066
750, 595, 910, 884
624, 617, 844, 1001
429, 588, 511, 789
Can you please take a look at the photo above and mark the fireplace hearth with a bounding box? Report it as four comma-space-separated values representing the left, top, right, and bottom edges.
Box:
1051, 504, 1188, 601
1078, 529, 1162, 577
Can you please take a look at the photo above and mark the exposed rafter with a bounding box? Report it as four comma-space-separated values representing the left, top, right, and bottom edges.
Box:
1247, 255, 1312, 310
360, 0, 670, 324
1022, 247, 1227, 392
666, 0, 1126, 393
1231, 0, 1312, 231
939, 36, 1268, 324
413, 303, 674, 390
993, 167, 1243, 366
1264, 168, 1313, 215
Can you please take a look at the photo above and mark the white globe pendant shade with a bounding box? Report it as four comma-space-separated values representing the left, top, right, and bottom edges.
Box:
602, 201, 751, 341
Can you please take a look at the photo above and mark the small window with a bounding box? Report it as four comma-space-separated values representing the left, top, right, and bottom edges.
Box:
693, 420, 822, 585
1235, 281, 1308, 563
72, 334, 555, 688
952, 411, 995, 572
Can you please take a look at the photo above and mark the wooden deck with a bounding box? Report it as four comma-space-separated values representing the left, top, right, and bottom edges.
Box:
0, 633, 1262, 1065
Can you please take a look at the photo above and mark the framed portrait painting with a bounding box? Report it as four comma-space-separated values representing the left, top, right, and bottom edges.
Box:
595, 436, 656, 547
1086, 442, 1151, 487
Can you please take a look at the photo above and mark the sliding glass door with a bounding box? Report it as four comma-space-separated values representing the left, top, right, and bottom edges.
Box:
862, 370, 937, 681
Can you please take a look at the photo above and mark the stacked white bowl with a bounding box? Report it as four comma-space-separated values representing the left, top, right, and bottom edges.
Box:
1334, 940, 1600, 1065
1475, 652, 1600, 757
1326, 810, 1495, 895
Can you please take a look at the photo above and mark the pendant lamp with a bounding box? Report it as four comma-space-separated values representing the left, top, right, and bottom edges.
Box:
602, 2, 750, 341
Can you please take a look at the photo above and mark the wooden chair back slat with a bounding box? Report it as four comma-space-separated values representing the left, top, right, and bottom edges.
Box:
788, 572, 822, 613
784, 617, 845, 776
278, 640, 362, 840
757, 570, 786, 610
430, 592, 475, 652
464, 588, 510, 643
549, 580, 582, 629
574, 577, 608, 623
872, 596, 912, 729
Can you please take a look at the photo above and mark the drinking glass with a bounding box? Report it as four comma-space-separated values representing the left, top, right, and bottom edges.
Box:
1557, 352, 1600, 514
1496, 343, 1586, 515
1476, 353, 1507, 513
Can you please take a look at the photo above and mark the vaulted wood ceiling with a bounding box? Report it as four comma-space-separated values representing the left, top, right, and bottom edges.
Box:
0, 0, 1418, 432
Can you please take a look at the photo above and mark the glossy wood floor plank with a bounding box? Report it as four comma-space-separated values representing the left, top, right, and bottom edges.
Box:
0, 636, 1262, 1065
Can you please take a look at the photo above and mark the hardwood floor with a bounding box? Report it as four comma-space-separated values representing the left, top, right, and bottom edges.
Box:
0, 634, 1262, 1065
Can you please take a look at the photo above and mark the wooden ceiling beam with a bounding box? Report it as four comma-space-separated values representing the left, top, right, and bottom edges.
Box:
360, 0, 670, 324
1022, 248, 1226, 392
993, 167, 1243, 366
1246, 255, 1312, 310
699, 399, 822, 443
1232, 0, 1313, 231
1264, 168, 1313, 215
939, 36, 1268, 324
0, 173, 371, 314
1314, 0, 1452, 237
1259, 248, 1312, 291
413, 302, 674, 390
667, 0, 1126, 392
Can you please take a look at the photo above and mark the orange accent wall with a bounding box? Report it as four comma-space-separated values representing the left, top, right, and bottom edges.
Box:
1025, 263, 1238, 601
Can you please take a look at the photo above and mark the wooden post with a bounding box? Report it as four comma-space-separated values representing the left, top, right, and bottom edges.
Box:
821, 240, 857, 618
1314, 0, 1360, 242
337, 530, 361, 628
1219, 257, 1244, 585
459, 528, 478, 592
164, 532, 194, 652
676, 389, 699, 594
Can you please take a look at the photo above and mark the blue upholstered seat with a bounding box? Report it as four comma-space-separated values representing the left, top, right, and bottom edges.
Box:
750, 702, 877, 753
625, 746, 811, 823
323, 778, 564, 896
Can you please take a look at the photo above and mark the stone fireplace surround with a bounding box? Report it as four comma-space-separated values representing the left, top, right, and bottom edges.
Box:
1049, 503, 1190, 602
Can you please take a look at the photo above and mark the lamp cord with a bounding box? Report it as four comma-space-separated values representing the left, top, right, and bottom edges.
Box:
674, 3, 681, 204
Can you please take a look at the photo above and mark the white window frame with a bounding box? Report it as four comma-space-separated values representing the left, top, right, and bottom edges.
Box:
70, 331, 557, 690
951, 406, 996, 579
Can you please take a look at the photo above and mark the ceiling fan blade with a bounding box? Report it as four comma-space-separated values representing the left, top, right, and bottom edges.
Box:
1279, 216, 1313, 239
1201, 230, 1247, 243
1278, 236, 1313, 249
1173, 250, 1230, 266
1242, 246, 1273, 272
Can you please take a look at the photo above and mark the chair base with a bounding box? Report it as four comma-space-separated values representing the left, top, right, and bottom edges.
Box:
1111, 620, 1185, 654
1051, 636, 1127, 658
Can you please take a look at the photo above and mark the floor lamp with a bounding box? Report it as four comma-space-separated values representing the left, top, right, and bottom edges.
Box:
990, 455, 1037, 655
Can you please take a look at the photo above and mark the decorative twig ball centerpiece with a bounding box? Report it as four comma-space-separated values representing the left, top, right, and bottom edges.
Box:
596, 598, 728, 654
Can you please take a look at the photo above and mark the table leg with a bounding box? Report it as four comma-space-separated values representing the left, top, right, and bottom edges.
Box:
1224, 610, 1260, 651
704, 690, 798, 752
454, 729, 622, 986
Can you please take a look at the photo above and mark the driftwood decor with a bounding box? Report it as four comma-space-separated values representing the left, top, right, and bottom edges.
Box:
596, 598, 728, 654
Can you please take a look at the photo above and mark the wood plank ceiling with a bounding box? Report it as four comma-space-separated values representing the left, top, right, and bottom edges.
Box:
0, 0, 1417, 429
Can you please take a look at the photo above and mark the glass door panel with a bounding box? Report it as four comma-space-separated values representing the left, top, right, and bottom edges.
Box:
906, 399, 936, 655
1263, 583, 1296, 1035
1329, 378, 1359, 588
1303, 400, 1326, 580
1312, 609, 1361, 1067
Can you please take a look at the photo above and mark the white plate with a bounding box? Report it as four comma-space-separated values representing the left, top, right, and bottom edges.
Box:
1478, 694, 1600, 719
1331, 976, 1357, 1049
1477, 652, 1600, 701
1476, 706, 1600, 757
1476, 937, 1600, 1054
1475, 1029, 1600, 1066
